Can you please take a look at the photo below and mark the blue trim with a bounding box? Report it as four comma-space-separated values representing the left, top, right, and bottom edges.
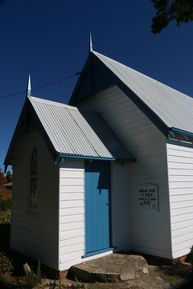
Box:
167, 139, 193, 149
59, 154, 115, 161
69, 51, 116, 105
4, 98, 59, 166
82, 248, 113, 258
69, 52, 169, 137
171, 127, 193, 139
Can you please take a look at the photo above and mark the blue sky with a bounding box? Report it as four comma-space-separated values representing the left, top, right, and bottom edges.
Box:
1, 0, 193, 168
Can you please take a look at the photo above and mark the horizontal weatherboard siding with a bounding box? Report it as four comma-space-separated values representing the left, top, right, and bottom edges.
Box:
79, 85, 172, 258
167, 143, 193, 258
59, 160, 85, 271
10, 128, 59, 269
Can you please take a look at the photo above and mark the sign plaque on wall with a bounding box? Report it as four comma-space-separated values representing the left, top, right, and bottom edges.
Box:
138, 183, 159, 210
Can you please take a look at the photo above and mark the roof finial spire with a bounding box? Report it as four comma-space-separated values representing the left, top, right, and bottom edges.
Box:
26, 74, 31, 97
89, 32, 93, 52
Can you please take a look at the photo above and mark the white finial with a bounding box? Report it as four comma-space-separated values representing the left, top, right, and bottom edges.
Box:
27, 74, 31, 97
89, 32, 93, 52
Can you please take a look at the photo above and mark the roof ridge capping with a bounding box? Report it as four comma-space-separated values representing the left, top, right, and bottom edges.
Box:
28, 96, 78, 110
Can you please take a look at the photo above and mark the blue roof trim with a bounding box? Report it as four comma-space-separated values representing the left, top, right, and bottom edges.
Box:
167, 138, 193, 149
69, 52, 116, 105
58, 153, 116, 161
170, 127, 193, 139
5, 96, 131, 166
4, 98, 58, 166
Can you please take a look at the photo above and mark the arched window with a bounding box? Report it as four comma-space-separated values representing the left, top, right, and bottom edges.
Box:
30, 148, 38, 209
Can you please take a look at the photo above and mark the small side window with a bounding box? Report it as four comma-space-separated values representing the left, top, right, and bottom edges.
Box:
30, 148, 38, 209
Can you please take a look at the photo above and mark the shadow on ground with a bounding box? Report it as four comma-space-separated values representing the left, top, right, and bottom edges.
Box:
0, 236, 192, 289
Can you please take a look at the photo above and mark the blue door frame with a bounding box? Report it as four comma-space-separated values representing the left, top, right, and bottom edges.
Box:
85, 160, 111, 256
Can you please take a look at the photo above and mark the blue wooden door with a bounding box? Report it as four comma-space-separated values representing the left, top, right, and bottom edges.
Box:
85, 161, 110, 255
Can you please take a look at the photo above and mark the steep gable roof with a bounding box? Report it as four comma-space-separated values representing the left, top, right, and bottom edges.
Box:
4, 96, 131, 166
69, 50, 193, 138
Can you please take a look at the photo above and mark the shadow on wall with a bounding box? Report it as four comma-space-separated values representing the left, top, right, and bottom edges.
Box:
0, 224, 10, 251
97, 172, 110, 191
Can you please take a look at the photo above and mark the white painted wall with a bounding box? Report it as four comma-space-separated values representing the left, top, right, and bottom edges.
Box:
111, 162, 130, 250
78, 85, 172, 258
59, 160, 85, 271
11, 128, 59, 269
167, 142, 193, 258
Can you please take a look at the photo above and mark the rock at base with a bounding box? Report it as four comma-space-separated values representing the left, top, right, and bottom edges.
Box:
69, 253, 149, 283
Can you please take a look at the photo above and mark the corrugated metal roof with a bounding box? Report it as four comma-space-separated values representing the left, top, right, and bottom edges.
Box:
29, 96, 131, 160
93, 51, 193, 135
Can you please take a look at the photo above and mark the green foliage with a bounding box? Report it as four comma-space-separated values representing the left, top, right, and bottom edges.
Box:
0, 208, 11, 224
0, 186, 11, 211
151, 0, 193, 33
0, 185, 11, 224
0, 197, 11, 211
0, 252, 14, 273
36, 259, 42, 284
24, 260, 42, 288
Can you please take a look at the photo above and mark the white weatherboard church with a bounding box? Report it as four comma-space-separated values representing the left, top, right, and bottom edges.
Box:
5, 41, 193, 272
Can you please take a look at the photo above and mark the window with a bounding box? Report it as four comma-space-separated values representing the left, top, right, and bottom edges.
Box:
30, 148, 38, 209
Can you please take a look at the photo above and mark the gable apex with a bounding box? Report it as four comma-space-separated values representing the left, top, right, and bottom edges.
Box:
69, 50, 193, 139
4, 95, 132, 168
4, 97, 58, 168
